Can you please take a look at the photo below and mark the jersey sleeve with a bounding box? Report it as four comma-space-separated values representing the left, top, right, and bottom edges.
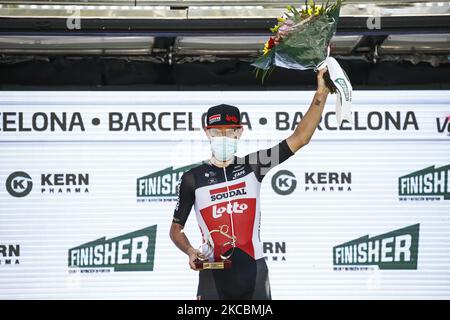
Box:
172, 171, 196, 226
244, 139, 295, 182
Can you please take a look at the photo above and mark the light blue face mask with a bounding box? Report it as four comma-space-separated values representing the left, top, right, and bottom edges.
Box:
210, 136, 238, 161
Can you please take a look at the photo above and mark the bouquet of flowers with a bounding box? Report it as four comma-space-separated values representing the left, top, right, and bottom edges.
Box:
253, 0, 353, 125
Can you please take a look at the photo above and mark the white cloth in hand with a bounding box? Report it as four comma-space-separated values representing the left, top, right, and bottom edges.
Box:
319, 57, 353, 126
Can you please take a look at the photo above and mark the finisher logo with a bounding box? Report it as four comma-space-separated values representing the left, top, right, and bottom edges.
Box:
137, 163, 201, 202
210, 182, 247, 202
333, 224, 420, 270
399, 165, 450, 201
335, 78, 351, 102
68, 225, 157, 273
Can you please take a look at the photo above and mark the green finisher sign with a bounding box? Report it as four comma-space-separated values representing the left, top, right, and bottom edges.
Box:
68, 225, 157, 272
399, 165, 450, 200
333, 224, 420, 270
137, 163, 201, 199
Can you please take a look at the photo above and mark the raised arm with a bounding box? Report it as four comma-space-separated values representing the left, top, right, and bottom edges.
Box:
286, 68, 330, 153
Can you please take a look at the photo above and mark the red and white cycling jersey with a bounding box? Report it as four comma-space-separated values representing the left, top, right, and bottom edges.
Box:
173, 139, 294, 261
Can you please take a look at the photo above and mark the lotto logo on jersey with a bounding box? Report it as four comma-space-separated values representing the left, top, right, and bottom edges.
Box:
209, 182, 247, 202
212, 201, 249, 218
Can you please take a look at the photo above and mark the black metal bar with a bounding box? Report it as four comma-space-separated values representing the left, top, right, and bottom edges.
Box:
0, 16, 449, 36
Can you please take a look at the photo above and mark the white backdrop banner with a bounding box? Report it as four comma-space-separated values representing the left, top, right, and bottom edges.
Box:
0, 90, 449, 299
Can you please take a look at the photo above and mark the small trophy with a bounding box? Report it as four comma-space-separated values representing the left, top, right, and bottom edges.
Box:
194, 225, 236, 270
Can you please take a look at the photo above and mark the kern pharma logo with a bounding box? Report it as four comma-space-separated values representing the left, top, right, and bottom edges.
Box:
399, 165, 450, 201
137, 162, 201, 202
333, 224, 420, 270
68, 225, 157, 273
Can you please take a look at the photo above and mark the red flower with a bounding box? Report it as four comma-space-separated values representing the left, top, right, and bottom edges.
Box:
263, 37, 276, 55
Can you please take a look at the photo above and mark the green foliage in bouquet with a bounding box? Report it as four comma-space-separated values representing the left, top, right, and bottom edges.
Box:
253, 0, 344, 83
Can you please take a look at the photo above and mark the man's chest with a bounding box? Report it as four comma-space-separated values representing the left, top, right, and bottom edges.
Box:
194, 165, 260, 212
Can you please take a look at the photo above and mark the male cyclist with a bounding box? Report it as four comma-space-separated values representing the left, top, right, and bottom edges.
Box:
170, 69, 330, 300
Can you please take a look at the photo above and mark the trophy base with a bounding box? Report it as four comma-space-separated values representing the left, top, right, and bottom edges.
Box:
194, 259, 232, 270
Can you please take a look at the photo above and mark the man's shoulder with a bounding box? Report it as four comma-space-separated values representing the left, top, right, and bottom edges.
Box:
180, 161, 211, 180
